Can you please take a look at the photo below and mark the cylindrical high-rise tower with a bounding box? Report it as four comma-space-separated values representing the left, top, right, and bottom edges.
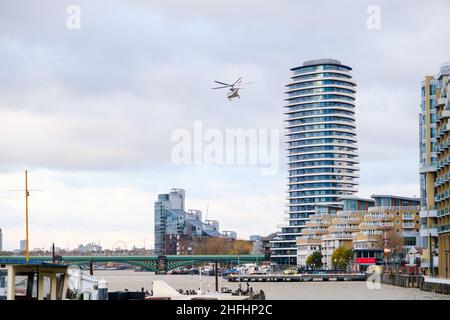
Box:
271, 58, 359, 266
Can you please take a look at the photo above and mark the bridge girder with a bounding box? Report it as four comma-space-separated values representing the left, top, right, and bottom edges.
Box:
0, 255, 264, 272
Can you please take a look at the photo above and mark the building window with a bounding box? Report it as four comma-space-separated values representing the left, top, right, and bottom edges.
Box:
404, 237, 416, 246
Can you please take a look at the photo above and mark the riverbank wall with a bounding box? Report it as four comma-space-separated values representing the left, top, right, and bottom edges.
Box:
380, 273, 450, 294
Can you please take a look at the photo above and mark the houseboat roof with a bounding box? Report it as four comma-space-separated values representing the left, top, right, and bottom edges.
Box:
0, 259, 69, 268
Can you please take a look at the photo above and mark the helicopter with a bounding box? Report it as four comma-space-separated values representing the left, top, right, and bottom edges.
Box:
212, 77, 253, 101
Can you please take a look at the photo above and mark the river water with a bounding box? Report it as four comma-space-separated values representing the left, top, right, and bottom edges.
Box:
95, 270, 450, 300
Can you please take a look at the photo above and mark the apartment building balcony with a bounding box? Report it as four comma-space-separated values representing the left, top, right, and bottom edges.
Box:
337, 209, 366, 216
438, 108, 450, 120
420, 228, 438, 237
437, 207, 450, 217
438, 223, 450, 234
438, 97, 448, 105
360, 222, 393, 229
435, 171, 450, 186
419, 164, 437, 173
402, 222, 415, 229
437, 123, 450, 137
402, 214, 415, 220
296, 237, 322, 245
328, 232, 354, 240
368, 206, 420, 212
420, 209, 438, 218
328, 226, 358, 233
437, 154, 450, 169
435, 189, 450, 202
271, 246, 297, 251
363, 215, 392, 222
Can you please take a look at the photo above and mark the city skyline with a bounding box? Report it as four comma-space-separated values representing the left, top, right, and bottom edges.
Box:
1, 1, 450, 250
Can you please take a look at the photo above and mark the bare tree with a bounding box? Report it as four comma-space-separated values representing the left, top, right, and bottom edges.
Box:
375, 229, 404, 272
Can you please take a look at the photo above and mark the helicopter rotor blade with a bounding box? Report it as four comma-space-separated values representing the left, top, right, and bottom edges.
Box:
214, 80, 232, 86
232, 77, 243, 87
211, 86, 230, 89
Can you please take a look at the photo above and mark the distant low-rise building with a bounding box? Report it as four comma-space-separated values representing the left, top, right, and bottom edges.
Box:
75, 243, 102, 254
223, 231, 238, 240
294, 195, 422, 271
353, 195, 421, 271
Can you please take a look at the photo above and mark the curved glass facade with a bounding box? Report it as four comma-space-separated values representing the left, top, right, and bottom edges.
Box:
271, 59, 359, 265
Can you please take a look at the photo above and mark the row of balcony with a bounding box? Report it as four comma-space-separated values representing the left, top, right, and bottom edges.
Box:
438, 223, 450, 234
368, 206, 420, 211
437, 108, 450, 121
328, 226, 359, 232
363, 214, 393, 221
360, 222, 394, 229
402, 222, 416, 229
332, 217, 360, 224
419, 164, 437, 173
435, 189, 450, 202
437, 207, 450, 217
436, 134, 450, 153
420, 209, 437, 218
437, 153, 450, 169
435, 170, 450, 186
437, 123, 450, 137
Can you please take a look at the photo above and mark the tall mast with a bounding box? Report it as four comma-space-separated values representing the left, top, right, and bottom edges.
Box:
25, 170, 29, 262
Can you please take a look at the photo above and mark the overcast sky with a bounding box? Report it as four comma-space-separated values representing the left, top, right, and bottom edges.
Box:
0, 0, 449, 251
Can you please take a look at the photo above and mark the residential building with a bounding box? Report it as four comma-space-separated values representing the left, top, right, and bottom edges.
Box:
296, 208, 332, 267
353, 195, 421, 271
154, 188, 236, 255
250, 235, 263, 255
262, 233, 277, 262
223, 231, 238, 240
433, 61, 450, 278
272, 58, 359, 265
75, 243, 102, 254
419, 73, 439, 275
154, 188, 186, 255
19, 240, 26, 252
322, 197, 374, 268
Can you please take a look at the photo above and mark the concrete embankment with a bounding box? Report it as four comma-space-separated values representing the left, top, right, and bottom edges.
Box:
381, 274, 450, 295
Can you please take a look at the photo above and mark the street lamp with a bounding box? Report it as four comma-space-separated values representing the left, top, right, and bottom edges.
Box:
384, 248, 391, 272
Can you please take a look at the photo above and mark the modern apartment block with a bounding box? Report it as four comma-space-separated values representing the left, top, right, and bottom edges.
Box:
419, 73, 439, 276
322, 197, 374, 267
154, 188, 236, 255
295, 195, 421, 270
296, 197, 373, 268
272, 58, 359, 266
296, 208, 332, 267
432, 62, 450, 278
353, 195, 421, 270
